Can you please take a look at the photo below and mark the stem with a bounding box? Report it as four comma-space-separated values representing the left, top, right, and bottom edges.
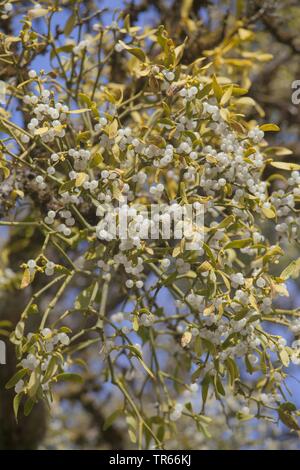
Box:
40, 272, 74, 329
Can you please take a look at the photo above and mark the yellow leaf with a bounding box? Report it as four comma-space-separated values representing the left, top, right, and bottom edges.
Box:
260, 123, 280, 132
280, 259, 300, 280
238, 28, 253, 41
181, 331, 192, 348
0, 163, 10, 179
172, 245, 181, 258
279, 349, 290, 367
67, 108, 90, 114
268, 147, 293, 156
174, 38, 187, 65
28, 8, 48, 19
34, 127, 49, 136
64, 12, 76, 37
273, 282, 289, 297
118, 41, 146, 62
132, 316, 139, 332
180, 0, 193, 18
20, 268, 32, 289
236, 96, 256, 107
270, 161, 300, 171
108, 119, 118, 139
255, 53, 273, 62
220, 85, 233, 106
262, 206, 276, 219
75, 172, 87, 187
212, 75, 223, 102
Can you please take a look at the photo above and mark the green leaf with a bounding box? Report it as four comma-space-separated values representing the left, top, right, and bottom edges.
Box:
280, 402, 297, 412
43, 356, 58, 382
126, 345, 155, 379
157, 425, 165, 442
27, 367, 41, 397
55, 373, 83, 383
280, 259, 300, 280
128, 429, 137, 443
64, 12, 76, 37
59, 180, 75, 194
278, 409, 300, 431
214, 374, 225, 396
78, 93, 99, 117
237, 412, 255, 421
225, 357, 239, 386
216, 215, 235, 230
103, 409, 122, 431
224, 238, 252, 249
197, 83, 212, 100
124, 14, 131, 32
212, 75, 223, 102
75, 172, 88, 187
74, 282, 98, 311
24, 397, 35, 416
118, 41, 146, 62
201, 373, 211, 406
5, 368, 27, 389
0, 320, 13, 328
13, 393, 23, 421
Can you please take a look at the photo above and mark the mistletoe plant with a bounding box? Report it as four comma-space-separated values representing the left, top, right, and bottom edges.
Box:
1, 0, 300, 449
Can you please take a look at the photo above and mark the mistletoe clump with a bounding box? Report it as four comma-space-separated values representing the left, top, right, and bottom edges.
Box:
1, 2, 300, 448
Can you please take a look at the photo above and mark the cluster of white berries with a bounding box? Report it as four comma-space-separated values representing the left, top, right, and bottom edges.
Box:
94, 117, 108, 132
139, 313, 155, 326
160, 258, 171, 270
23, 87, 68, 143
44, 210, 56, 225
1, 2, 13, 18
179, 85, 199, 102
169, 384, 200, 422
73, 38, 91, 55
291, 340, 300, 365
114, 41, 125, 53
125, 279, 144, 289
230, 272, 245, 287
110, 311, 125, 323
45, 261, 55, 276
57, 223, 72, 237
15, 328, 70, 395
149, 183, 164, 197
162, 69, 175, 82
170, 403, 184, 421
248, 127, 265, 143
68, 148, 91, 171
44, 209, 75, 236
35, 175, 46, 190
27, 259, 37, 273
290, 318, 300, 335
